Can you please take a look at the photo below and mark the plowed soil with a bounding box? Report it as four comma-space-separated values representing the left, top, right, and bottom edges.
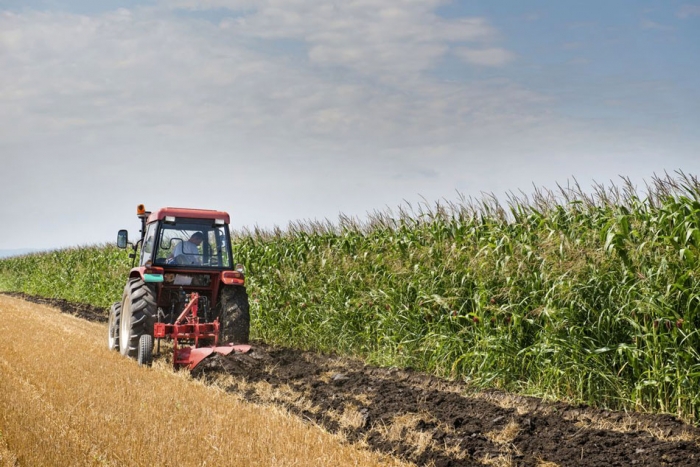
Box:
193, 347, 700, 467
9, 293, 700, 466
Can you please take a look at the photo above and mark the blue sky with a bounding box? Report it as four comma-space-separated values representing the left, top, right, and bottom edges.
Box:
0, 0, 699, 250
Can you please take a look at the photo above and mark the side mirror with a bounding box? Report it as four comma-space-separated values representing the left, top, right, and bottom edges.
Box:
117, 230, 129, 249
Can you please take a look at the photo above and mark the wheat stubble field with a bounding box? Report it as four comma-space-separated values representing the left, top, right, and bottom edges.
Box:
0, 295, 406, 467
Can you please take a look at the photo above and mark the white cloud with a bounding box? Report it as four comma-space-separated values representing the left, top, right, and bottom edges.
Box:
164, 0, 255, 9
166, 0, 504, 79
0, 6, 525, 150
677, 4, 700, 18
0, 6, 549, 249
640, 19, 675, 31
453, 47, 514, 67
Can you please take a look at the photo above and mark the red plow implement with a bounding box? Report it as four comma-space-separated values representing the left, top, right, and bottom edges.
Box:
153, 292, 251, 370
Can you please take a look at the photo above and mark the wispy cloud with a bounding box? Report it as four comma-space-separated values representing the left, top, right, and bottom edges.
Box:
677, 4, 700, 18
0, 3, 557, 209
0, 1, 532, 156
640, 18, 675, 31
165, 0, 506, 80
453, 47, 514, 67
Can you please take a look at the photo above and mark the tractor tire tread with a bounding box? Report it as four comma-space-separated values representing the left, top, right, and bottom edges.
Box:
137, 334, 153, 366
120, 278, 156, 359
129, 281, 157, 305
219, 285, 250, 344
108, 301, 121, 351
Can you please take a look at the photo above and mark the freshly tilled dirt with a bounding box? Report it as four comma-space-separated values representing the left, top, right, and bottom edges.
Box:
193, 344, 700, 466
11, 293, 700, 466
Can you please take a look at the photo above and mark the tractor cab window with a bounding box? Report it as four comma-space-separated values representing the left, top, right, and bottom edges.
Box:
154, 219, 232, 268
140, 223, 157, 266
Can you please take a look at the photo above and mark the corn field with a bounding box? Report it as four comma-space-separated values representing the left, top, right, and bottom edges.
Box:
0, 244, 129, 308
2, 172, 700, 422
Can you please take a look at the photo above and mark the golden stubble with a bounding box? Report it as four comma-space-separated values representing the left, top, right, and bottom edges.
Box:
0, 430, 17, 467
376, 413, 437, 456
535, 460, 561, 467
480, 453, 514, 467
471, 391, 534, 416
0, 296, 410, 467
483, 419, 522, 464
485, 420, 521, 446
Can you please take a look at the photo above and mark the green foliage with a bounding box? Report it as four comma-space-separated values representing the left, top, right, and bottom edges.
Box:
233, 172, 700, 422
0, 244, 130, 308
2, 172, 700, 422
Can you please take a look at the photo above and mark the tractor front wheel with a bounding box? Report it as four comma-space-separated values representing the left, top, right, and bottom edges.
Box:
219, 285, 250, 344
120, 278, 157, 359
108, 301, 121, 351
137, 334, 153, 366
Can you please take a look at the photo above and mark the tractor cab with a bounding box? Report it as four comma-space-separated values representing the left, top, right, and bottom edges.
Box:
140, 208, 233, 269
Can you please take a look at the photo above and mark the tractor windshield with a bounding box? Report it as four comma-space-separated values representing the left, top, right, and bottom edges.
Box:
152, 219, 232, 268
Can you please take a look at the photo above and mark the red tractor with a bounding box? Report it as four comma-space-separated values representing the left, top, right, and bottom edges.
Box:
109, 204, 251, 368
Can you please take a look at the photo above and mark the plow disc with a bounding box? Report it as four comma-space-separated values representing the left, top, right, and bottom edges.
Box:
154, 292, 252, 370
177, 344, 252, 370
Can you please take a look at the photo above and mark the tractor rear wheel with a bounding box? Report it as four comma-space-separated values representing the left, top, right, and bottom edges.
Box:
137, 334, 153, 366
219, 285, 250, 344
120, 278, 157, 359
108, 301, 121, 351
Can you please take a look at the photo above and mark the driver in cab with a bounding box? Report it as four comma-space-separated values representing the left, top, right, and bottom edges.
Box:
170, 232, 204, 265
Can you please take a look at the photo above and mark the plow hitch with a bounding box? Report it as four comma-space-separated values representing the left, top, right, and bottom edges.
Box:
154, 292, 251, 370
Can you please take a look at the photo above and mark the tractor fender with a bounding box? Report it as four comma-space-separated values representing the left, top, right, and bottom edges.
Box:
129, 266, 164, 284
220, 270, 245, 286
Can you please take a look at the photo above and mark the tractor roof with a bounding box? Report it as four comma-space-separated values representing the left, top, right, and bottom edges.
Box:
148, 207, 230, 224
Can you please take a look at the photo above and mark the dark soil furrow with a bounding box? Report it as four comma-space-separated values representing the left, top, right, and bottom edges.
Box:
194, 345, 700, 466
